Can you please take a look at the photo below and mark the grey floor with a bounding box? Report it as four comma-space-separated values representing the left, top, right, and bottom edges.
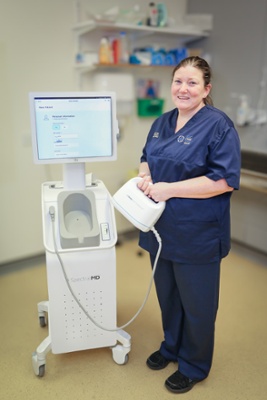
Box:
0, 238, 267, 399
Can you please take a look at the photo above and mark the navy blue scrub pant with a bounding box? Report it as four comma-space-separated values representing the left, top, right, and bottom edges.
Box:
150, 255, 221, 381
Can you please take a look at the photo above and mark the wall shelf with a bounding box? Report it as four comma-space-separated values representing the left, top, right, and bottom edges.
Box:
73, 19, 210, 87
73, 20, 209, 43
74, 62, 174, 74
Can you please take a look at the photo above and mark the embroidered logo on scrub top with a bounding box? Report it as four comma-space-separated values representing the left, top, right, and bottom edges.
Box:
153, 132, 160, 138
177, 135, 192, 145
184, 135, 192, 145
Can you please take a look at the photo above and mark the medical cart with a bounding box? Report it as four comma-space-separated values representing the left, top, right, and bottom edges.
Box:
32, 175, 131, 377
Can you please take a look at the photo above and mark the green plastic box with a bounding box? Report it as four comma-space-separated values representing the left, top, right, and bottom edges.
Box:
137, 98, 164, 117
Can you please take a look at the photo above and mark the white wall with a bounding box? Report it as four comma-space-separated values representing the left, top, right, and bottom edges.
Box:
2, 0, 266, 263
187, 0, 267, 254
187, 0, 267, 116
0, 0, 187, 264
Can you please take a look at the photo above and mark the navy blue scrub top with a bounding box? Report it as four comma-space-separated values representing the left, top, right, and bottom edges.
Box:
139, 105, 241, 264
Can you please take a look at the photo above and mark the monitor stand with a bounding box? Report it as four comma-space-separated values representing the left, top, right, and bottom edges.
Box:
63, 163, 86, 191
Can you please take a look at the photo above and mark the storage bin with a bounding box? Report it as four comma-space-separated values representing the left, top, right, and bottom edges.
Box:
137, 98, 164, 117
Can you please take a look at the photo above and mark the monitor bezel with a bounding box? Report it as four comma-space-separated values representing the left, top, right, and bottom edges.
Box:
29, 91, 118, 165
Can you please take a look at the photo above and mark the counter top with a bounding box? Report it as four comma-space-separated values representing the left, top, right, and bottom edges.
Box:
241, 150, 267, 174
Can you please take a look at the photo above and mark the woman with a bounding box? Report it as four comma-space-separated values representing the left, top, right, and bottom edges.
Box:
137, 56, 241, 394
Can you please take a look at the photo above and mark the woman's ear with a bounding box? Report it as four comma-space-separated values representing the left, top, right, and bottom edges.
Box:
204, 83, 212, 99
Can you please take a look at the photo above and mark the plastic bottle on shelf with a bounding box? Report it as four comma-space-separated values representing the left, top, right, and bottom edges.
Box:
119, 32, 129, 64
112, 38, 120, 64
147, 2, 158, 26
157, 3, 168, 27
98, 37, 112, 64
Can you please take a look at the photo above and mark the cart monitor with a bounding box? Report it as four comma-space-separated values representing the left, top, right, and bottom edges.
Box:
29, 92, 118, 164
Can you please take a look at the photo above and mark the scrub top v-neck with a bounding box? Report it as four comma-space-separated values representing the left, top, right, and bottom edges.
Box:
139, 105, 241, 264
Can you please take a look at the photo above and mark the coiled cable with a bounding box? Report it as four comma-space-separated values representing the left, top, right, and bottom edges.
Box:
49, 206, 161, 332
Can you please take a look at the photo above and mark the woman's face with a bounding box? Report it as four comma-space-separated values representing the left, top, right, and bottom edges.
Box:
171, 65, 211, 113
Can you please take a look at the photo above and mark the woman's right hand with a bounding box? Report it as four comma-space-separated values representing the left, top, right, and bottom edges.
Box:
137, 173, 152, 193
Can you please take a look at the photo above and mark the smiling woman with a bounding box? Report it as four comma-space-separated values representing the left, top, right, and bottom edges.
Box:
136, 56, 241, 394
171, 57, 213, 131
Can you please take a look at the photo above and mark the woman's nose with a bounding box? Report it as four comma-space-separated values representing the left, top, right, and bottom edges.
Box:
179, 82, 188, 92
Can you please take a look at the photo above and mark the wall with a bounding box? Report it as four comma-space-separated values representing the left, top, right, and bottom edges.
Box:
0, 0, 187, 264
187, 0, 267, 116
0, 0, 75, 264
2, 0, 266, 264
187, 0, 267, 254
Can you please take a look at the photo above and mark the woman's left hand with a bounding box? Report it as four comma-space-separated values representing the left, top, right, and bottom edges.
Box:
145, 182, 171, 202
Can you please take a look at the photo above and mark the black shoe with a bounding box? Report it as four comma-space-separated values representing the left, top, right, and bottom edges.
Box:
146, 350, 170, 370
165, 370, 200, 393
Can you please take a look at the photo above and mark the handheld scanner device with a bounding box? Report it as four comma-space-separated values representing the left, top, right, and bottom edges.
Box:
112, 177, 166, 232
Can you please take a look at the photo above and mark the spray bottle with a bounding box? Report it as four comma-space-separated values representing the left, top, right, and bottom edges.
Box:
236, 95, 250, 126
